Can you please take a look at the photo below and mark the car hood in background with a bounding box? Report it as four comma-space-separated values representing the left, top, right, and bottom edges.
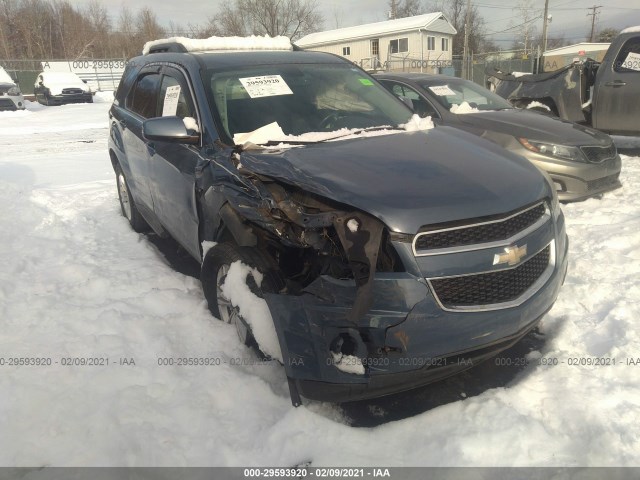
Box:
238, 126, 550, 234
455, 109, 611, 146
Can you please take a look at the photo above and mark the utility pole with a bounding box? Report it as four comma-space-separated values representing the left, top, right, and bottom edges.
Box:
541, 0, 550, 54
587, 5, 602, 42
462, 0, 472, 80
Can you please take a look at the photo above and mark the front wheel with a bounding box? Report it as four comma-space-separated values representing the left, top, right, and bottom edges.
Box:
201, 242, 285, 357
115, 164, 148, 232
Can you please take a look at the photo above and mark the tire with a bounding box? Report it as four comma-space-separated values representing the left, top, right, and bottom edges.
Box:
115, 164, 148, 232
201, 242, 285, 351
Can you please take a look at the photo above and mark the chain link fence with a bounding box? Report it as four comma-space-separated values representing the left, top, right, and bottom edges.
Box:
0, 58, 126, 94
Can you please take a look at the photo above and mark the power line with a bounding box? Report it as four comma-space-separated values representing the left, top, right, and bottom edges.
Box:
587, 5, 602, 42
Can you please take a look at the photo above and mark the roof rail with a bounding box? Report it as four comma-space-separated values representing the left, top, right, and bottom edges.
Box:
146, 43, 189, 54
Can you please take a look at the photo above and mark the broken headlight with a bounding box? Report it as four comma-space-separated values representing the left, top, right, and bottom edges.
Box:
518, 138, 584, 162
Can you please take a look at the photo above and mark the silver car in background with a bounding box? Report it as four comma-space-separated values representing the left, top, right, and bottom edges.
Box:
376, 73, 622, 202
0, 67, 25, 111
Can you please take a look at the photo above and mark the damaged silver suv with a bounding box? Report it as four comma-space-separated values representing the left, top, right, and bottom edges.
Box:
108, 37, 568, 405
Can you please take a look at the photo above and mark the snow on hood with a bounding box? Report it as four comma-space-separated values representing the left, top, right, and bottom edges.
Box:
401, 114, 434, 131
0, 67, 15, 84
233, 115, 434, 149
451, 101, 481, 114
37, 72, 90, 95
143, 34, 293, 55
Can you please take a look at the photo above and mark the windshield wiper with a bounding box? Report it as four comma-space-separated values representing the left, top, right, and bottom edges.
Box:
257, 126, 403, 147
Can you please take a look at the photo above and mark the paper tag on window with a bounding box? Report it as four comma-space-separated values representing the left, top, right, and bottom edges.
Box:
239, 75, 293, 98
621, 52, 640, 71
429, 85, 456, 96
163, 85, 181, 116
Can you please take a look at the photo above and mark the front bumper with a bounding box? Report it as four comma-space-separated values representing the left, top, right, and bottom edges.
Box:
267, 217, 569, 404
522, 151, 622, 202
0, 96, 24, 111
48, 93, 92, 104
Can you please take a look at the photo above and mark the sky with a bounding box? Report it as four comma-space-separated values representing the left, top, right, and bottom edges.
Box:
73, 0, 640, 47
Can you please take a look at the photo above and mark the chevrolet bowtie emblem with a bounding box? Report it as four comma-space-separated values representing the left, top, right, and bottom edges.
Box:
493, 244, 528, 266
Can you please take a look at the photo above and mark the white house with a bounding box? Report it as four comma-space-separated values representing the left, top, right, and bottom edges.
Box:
296, 13, 457, 73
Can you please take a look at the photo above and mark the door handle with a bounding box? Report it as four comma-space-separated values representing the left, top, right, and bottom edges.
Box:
604, 81, 627, 87
119, 119, 127, 129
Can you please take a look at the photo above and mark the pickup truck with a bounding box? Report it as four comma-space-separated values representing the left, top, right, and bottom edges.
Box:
486, 27, 640, 136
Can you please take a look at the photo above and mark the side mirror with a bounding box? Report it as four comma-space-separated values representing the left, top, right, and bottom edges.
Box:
399, 95, 414, 111
142, 116, 200, 144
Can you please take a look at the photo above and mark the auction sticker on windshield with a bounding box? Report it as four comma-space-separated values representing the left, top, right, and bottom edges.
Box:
429, 85, 456, 96
239, 75, 293, 98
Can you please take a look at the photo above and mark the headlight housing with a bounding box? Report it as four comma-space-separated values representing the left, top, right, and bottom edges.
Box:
7, 86, 21, 96
518, 138, 584, 162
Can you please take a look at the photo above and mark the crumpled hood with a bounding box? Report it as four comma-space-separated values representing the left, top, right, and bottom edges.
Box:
456, 109, 611, 146
238, 126, 550, 234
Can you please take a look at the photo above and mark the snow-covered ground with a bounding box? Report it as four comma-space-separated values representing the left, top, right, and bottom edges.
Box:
1, 100, 640, 467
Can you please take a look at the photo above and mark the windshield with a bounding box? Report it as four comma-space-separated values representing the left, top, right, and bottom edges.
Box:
422, 80, 514, 112
204, 63, 413, 144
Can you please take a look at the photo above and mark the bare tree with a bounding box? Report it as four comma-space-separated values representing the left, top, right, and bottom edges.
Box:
388, 0, 424, 19
428, 0, 488, 55
596, 27, 619, 43
216, 0, 323, 41
509, 0, 539, 54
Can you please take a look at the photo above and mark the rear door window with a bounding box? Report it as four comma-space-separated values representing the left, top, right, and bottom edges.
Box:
127, 73, 161, 118
614, 37, 640, 72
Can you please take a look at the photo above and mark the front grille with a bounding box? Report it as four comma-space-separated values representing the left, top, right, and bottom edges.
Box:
587, 172, 620, 191
62, 88, 83, 94
415, 203, 545, 251
430, 245, 550, 308
581, 144, 617, 164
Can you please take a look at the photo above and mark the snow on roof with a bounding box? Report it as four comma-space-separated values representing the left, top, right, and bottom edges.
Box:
40, 71, 83, 83
142, 35, 292, 55
542, 42, 610, 56
621, 26, 640, 34
296, 12, 456, 47
0, 67, 14, 84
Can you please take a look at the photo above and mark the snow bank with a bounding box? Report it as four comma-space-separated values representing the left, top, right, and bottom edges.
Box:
143, 35, 292, 55
450, 101, 480, 114
92, 91, 114, 103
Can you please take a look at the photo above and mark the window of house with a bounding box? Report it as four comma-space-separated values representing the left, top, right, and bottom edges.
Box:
342, 46, 351, 56
442, 38, 449, 52
371, 39, 380, 56
127, 73, 161, 119
390, 38, 409, 54
427, 36, 436, 51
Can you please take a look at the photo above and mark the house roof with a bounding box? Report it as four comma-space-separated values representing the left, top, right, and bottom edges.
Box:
296, 12, 456, 47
